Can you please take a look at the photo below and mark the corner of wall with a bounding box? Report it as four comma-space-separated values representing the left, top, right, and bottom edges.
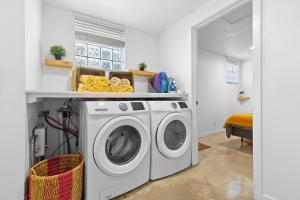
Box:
25, 0, 43, 91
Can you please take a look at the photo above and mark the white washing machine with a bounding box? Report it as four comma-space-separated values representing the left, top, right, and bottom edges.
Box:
79, 101, 151, 200
147, 101, 192, 180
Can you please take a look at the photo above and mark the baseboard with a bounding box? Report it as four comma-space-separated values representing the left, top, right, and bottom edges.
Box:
198, 129, 225, 138
262, 194, 277, 200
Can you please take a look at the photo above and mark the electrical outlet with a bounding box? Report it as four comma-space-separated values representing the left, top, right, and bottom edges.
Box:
34, 127, 46, 157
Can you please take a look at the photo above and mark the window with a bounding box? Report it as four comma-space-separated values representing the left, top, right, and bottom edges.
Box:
226, 58, 240, 83
74, 42, 124, 70
74, 14, 126, 71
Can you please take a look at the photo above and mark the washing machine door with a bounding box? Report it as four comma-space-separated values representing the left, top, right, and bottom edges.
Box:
93, 116, 150, 176
156, 113, 191, 159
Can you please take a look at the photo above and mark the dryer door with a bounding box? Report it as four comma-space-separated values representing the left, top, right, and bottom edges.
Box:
156, 113, 191, 159
93, 116, 150, 176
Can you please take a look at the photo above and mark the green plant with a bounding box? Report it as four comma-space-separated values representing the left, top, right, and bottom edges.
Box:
50, 45, 66, 60
138, 61, 147, 71
239, 91, 245, 96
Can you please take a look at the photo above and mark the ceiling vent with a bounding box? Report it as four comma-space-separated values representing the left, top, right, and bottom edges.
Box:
222, 3, 252, 24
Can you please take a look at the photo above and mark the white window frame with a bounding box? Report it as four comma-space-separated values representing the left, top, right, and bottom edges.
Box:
74, 41, 125, 71
226, 57, 240, 84
74, 13, 126, 71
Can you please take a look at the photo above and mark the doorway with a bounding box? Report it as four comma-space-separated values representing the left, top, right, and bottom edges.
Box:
191, 0, 262, 199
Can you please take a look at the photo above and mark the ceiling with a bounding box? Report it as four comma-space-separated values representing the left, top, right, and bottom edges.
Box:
43, 0, 210, 34
197, 3, 252, 60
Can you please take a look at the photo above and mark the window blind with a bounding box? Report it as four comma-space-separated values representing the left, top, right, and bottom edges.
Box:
75, 14, 125, 48
226, 57, 240, 65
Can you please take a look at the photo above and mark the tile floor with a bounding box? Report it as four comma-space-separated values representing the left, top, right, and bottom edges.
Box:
114, 133, 253, 200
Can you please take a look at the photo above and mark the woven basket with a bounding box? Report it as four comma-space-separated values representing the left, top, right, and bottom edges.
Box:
72, 67, 105, 91
109, 71, 134, 91
29, 154, 84, 200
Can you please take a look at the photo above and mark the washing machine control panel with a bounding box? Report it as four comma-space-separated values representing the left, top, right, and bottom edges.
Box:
119, 103, 128, 111
131, 102, 145, 111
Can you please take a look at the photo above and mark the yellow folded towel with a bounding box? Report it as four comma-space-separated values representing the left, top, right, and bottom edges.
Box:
119, 78, 131, 86
78, 83, 95, 92
119, 85, 134, 93
104, 86, 114, 92
112, 85, 134, 93
79, 75, 110, 92
110, 77, 121, 87
94, 76, 110, 87
109, 77, 133, 93
80, 75, 109, 86
78, 75, 133, 93
79, 75, 95, 85
93, 85, 105, 92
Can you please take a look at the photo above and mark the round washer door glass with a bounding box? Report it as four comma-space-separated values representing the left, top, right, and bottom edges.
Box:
157, 113, 191, 159
105, 125, 141, 165
164, 120, 186, 150
93, 116, 150, 176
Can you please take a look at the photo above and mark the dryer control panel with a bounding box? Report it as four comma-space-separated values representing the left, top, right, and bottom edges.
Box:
148, 101, 190, 112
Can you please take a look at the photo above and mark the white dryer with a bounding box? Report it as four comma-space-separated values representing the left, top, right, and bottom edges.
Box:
79, 101, 151, 200
148, 101, 192, 180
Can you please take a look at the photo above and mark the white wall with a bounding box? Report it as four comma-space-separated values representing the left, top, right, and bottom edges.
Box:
41, 4, 160, 91
261, 0, 300, 199
239, 58, 253, 113
158, 0, 245, 95
197, 49, 240, 136
25, 0, 43, 90
24, 1, 43, 194
41, 3, 75, 91
125, 28, 159, 71
0, 0, 26, 199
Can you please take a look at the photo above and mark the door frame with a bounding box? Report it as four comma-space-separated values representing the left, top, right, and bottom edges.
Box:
190, 0, 262, 199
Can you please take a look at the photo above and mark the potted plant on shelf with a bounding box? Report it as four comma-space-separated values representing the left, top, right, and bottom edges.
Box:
50, 45, 66, 60
138, 61, 147, 71
239, 90, 245, 97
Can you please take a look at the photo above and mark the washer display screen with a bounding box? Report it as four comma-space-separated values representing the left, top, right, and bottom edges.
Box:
164, 120, 187, 150
131, 102, 145, 111
105, 125, 141, 165
178, 102, 188, 109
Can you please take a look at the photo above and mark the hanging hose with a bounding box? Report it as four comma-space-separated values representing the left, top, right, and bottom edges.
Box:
44, 115, 78, 136
39, 99, 79, 157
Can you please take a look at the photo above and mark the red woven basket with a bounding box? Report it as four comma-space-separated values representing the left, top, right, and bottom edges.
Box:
29, 154, 84, 200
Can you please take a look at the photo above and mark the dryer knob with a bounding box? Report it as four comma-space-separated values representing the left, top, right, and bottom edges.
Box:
119, 103, 128, 111
171, 102, 177, 109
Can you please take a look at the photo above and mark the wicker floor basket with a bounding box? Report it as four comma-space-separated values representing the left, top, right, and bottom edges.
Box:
29, 154, 84, 200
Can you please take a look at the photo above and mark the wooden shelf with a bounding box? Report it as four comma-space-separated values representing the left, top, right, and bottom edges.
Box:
237, 96, 250, 101
129, 69, 157, 77
45, 59, 73, 68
